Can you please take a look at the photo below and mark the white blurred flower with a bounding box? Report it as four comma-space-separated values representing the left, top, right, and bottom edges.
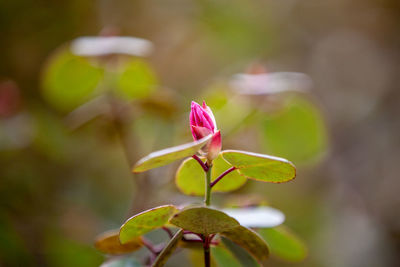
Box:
71, 36, 154, 57
230, 72, 312, 95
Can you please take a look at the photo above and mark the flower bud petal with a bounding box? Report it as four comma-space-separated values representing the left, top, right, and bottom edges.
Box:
202, 101, 217, 130
206, 131, 222, 161
190, 101, 216, 138
191, 126, 213, 141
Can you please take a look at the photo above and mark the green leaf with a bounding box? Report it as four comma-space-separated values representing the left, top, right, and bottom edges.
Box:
41, 49, 104, 111
151, 229, 183, 267
221, 237, 260, 267
221, 150, 296, 183
188, 249, 213, 267
119, 205, 177, 244
211, 245, 242, 267
222, 206, 285, 228
175, 157, 204, 196
212, 155, 247, 193
262, 96, 328, 164
133, 135, 212, 173
221, 226, 269, 266
169, 207, 239, 235
44, 232, 103, 267
95, 229, 142, 255
175, 154, 247, 196
258, 226, 307, 262
116, 60, 158, 100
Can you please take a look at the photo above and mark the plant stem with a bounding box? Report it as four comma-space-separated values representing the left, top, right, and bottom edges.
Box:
108, 96, 150, 215
192, 155, 209, 172
204, 164, 212, 206
202, 160, 213, 267
203, 235, 211, 267
210, 166, 236, 188
162, 227, 173, 239
141, 237, 158, 256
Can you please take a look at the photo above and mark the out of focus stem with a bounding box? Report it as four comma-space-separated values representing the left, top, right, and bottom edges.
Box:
107, 95, 149, 214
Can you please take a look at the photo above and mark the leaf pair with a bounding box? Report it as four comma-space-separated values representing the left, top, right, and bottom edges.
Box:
176, 150, 296, 196
117, 205, 275, 266
133, 134, 296, 194
42, 49, 157, 112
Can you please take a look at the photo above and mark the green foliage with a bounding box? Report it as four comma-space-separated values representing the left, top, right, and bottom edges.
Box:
152, 229, 183, 267
221, 226, 269, 266
221, 150, 296, 183
41, 49, 104, 111
119, 205, 178, 244
175, 154, 246, 196
212, 154, 247, 192
132, 135, 212, 173
0, 215, 33, 265
169, 207, 239, 235
258, 226, 307, 262
199, 0, 274, 60
211, 245, 241, 267
116, 60, 158, 100
45, 233, 103, 267
221, 237, 260, 267
95, 230, 142, 255
175, 157, 204, 195
262, 96, 328, 163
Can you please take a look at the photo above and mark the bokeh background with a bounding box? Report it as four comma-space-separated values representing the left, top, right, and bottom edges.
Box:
1, 0, 400, 266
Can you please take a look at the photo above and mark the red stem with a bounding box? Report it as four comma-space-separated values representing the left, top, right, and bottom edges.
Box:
141, 237, 157, 255
192, 155, 209, 172
210, 167, 236, 188
162, 227, 173, 239
202, 235, 211, 267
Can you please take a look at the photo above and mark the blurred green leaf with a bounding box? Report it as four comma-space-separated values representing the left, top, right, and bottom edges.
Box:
45, 233, 103, 267
199, 0, 274, 60
221, 236, 260, 267
203, 82, 230, 110
211, 245, 241, 267
213, 97, 255, 135
175, 154, 246, 196
188, 248, 214, 267
221, 226, 269, 266
258, 226, 307, 262
116, 60, 158, 100
169, 207, 239, 235
133, 135, 212, 173
152, 229, 183, 267
221, 150, 296, 183
42, 48, 104, 111
0, 215, 33, 265
95, 229, 142, 255
262, 96, 328, 164
120, 205, 178, 244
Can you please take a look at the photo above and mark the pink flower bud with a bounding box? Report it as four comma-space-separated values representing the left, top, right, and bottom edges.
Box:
190, 101, 221, 161
206, 130, 221, 161
190, 101, 217, 140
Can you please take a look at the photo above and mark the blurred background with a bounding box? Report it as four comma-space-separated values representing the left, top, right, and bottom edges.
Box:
1, 0, 399, 266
